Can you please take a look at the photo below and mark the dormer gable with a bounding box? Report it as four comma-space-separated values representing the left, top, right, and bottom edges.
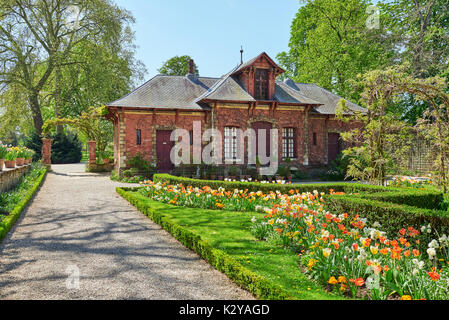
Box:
231, 52, 285, 101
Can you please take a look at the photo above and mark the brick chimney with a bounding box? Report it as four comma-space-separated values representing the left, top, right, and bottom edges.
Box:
188, 59, 195, 74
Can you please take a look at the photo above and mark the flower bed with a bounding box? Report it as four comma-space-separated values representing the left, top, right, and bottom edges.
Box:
117, 187, 340, 300
251, 192, 449, 300
138, 179, 449, 300
140, 180, 309, 212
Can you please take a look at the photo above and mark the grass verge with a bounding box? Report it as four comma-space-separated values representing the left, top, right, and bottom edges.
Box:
0, 164, 47, 241
117, 187, 343, 300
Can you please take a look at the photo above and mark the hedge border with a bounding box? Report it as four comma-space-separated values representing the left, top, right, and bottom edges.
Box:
153, 174, 395, 194
0, 167, 47, 241
153, 174, 443, 210
117, 187, 302, 300
325, 195, 449, 239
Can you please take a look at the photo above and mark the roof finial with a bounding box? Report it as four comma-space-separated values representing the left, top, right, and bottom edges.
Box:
240, 46, 244, 65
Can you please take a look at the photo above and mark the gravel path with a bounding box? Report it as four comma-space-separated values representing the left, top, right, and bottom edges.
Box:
0, 163, 254, 300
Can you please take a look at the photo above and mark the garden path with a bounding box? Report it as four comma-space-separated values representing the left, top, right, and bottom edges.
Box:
0, 163, 254, 300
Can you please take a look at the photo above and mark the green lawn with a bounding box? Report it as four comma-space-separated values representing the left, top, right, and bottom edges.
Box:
120, 189, 343, 300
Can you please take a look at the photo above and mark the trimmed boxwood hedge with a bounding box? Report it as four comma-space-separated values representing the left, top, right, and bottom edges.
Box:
326, 195, 449, 239
354, 189, 444, 210
153, 174, 443, 209
153, 174, 394, 194
0, 168, 47, 241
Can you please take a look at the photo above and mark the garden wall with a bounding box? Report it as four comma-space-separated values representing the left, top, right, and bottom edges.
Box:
0, 165, 31, 193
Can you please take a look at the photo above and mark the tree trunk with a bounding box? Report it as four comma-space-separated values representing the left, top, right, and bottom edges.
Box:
54, 62, 63, 134
29, 93, 44, 136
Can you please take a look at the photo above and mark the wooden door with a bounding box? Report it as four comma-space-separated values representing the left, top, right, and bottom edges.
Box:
253, 121, 272, 159
328, 132, 341, 164
156, 130, 174, 173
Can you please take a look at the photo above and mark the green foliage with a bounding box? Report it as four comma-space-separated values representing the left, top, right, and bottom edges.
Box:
380, 0, 449, 79
325, 195, 449, 248
228, 165, 239, 177
0, 141, 8, 159
277, 0, 391, 101
293, 170, 310, 181
23, 131, 43, 161
51, 132, 82, 164
0, 162, 46, 230
324, 154, 350, 181
127, 152, 156, 177
153, 174, 396, 195
117, 188, 339, 300
158, 55, 199, 76
336, 67, 414, 185
0, 0, 145, 135
44, 106, 113, 156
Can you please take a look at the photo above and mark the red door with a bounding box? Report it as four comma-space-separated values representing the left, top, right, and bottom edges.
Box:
328, 133, 341, 164
253, 121, 272, 159
156, 130, 174, 173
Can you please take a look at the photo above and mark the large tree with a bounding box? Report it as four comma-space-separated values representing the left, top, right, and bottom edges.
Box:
380, 0, 449, 123
0, 0, 142, 136
380, 0, 449, 78
277, 0, 392, 101
158, 55, 199, 76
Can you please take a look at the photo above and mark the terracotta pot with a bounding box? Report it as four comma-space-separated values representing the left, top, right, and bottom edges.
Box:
103, 158, 110, 164
16, 158, 25, 166
27, 158, 32, 164
5, 160, 16, 168
0, 159, 3, 172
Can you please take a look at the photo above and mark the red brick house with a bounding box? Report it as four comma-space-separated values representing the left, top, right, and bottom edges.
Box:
106, 52, 364, 175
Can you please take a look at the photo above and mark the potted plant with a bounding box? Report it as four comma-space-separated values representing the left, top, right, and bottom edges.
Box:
13, 147, 25, 166
4, 148, 17, 168
209, 166, 217, 180
229, 165, 239, 180
23, 147, 34, 165
0, 141, 7, 171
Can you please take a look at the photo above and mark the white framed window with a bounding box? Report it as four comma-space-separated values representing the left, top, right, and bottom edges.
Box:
224, 126, 239, 162
282, 127, 296, 159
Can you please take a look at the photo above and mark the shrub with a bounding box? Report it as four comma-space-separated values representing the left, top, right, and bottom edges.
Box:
325, 195, 449, 245
23, 131, 42, 161
51, 132, 82, 164
127, 152, 156, 177
0, 142, 8, 159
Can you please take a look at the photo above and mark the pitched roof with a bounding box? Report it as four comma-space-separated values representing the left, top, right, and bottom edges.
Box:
274, 81, 322, 105
106, 52, 364, 115
231, 52, 285, 75
107, 75, 219, 110
285, 82, 365, 115
194, 66, 255, 103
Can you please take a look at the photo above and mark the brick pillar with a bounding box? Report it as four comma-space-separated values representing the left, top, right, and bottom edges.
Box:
303, 107, 310, 166
88, 141, 97, 165
42, 138, 53, 165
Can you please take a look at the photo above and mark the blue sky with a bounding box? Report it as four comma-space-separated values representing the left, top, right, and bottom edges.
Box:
113, 0, 301, 81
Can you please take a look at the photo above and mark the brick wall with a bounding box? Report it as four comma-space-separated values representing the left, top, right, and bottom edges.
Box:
110, 106, 359, 174
0, 165, 31, 193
